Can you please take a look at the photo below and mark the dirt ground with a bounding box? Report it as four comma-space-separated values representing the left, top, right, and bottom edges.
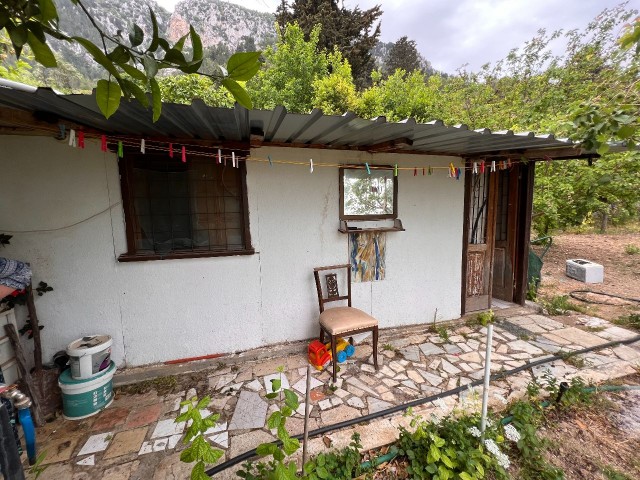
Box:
541, 374, 640, 480
537, 232, 640, 322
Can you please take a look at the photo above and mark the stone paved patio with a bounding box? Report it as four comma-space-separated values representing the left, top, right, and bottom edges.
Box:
26, 306, 640, 479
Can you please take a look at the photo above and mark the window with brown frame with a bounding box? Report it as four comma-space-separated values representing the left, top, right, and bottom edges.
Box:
118, 151, 253, 261
339, 166, 398, 220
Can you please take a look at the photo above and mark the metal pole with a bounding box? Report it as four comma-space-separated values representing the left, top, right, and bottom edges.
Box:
301, 364, 312, 468
480, 323, 493, 436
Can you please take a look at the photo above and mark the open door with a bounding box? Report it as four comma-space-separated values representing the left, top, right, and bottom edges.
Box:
462, 169, 498, 313
492, 168, 519, 301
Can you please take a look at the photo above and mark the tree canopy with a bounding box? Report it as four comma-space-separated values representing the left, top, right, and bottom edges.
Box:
275, 0, 382, 88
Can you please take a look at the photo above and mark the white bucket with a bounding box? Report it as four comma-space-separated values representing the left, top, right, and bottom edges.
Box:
66, 335, 112, 380
59, 362, 116, 420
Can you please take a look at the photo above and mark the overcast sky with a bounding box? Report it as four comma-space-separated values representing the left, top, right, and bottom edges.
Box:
155, 0, 629, 73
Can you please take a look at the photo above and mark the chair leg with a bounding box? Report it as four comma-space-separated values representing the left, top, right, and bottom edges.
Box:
331, 334, 338, 383
372, 326, 379, 371
319, 328, 325, 343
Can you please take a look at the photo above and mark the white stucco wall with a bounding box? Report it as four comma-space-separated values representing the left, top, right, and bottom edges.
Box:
0, 136, 464, 367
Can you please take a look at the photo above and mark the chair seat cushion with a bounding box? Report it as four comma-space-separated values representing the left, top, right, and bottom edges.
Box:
319, 307, 378, 335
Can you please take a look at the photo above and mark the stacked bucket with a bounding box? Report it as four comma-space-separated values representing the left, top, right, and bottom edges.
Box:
58, 335, 116, 420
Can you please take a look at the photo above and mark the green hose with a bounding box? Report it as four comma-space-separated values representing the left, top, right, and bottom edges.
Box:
360, 446, 399, 470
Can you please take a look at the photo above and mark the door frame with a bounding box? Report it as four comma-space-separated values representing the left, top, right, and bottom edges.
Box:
461, 161, 536, 314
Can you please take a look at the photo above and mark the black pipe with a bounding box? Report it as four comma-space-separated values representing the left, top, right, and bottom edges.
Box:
0, 403, 25, 480
206, 334, 640, 477
555, 381, 570, 403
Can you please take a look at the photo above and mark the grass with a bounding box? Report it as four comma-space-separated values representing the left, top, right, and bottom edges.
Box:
382, 343, 397, 352
613, 313, 640, 332
540, 294, 587, 315
603, 466, 635, 480
436, 326, 450, 342
624, 244, 640, 255
563, 354, 587, 369
117, 375, 178, 395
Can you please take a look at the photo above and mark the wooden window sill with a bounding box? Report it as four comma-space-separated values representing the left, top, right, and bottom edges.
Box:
338, 219, 405, 234
118, 249, 255, 262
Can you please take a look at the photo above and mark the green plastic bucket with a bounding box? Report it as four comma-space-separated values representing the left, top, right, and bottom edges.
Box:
58, 361, 116, 420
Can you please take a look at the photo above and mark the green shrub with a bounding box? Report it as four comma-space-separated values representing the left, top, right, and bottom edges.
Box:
624, 244, 639, 255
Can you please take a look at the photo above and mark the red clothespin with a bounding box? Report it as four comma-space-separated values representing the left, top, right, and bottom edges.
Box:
422, 167, 425, 176
414, 167, 417, 176
480, 160, 485, 173
169, 143, 174, 158
101, 135, 107, 152
181, 146, 186, 163
78, 131, 85, 149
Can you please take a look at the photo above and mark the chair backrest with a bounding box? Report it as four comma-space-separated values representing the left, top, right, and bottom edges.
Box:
313, 264, 351, 313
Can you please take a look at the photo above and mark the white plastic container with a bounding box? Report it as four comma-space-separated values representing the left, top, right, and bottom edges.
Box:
59, 361, 116, 419
67, 335, 112, 380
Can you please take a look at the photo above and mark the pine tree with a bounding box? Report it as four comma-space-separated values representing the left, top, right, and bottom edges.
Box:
384, 36, 423, 76
276, 0, 382, 88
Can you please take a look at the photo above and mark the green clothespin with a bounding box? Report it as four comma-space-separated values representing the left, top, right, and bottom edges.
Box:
117, 141, 123, 158
394, 163, 398, 176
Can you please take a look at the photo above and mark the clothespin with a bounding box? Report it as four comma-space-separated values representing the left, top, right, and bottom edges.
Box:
58, 124, 66, 140
456, 167, 461, 180
449, 162, 456, 178
473, 162, 478, 174
268, 155, 273, 166
422, 167, 425, 176
68, 129, 76, 147
101, 135, 107, 152
140, 139, 145, 154
428, 166, 433, 175
169, 143, 174, 158
365, 162, 371, 174
217, 149, 221, 164
491, 160, 496, 172
394, 163, 398, 177
507, 158, 512, 168
181, 146, 186, 163
232, 152, 236, 168
413, 167, 417, 176
310, 159, 314, 173
77, 131, 85, 149
117, 141, 123, 158
480, 160, 485, 173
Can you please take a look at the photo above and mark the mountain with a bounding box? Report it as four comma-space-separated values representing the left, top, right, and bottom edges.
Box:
49, 0, 274, 81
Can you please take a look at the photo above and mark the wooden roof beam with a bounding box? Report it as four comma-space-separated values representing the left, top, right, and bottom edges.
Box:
366, 137, 413, 153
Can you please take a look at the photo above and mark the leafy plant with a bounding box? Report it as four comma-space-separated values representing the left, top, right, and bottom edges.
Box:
539, 295, 586, 315
303, 433, 366, 480
437, 326, 450, 342
476, 310, 495, 327
624, 244, 640, 255
1, 0, 261, 120
29, 450, 48, 479
613, 313, 640, 332
237, 367, 300, 480
398, 410, 509, 480
0, 233, 11, 247
177, 396, 224, 480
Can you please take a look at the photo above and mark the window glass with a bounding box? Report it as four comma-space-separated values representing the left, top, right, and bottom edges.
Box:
341, 167, 396, 219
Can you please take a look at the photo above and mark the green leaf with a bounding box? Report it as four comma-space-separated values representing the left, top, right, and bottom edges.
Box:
96, 79, 121, 119
7, 24, 28, 50
143, 55, 158, 78
441, 454, 454, 469
256, 443, 278, 457
163, 48, 187, 65
180, 445, 198, 463
148, 7, 160, 52
196, 397, 211, 410
129, 24, 144, 47
596, 143, 610, 155
174, 33, 188, 52
107, 45, 130, 64
120, 63, 147, 83
38, 0, 58, 23
178, 59, 203, 74
429, 443, 441, 462
617, 124, 635, 140
267, 411, 283, 430
281, 406, 293, 417
271, 378, 282, 392
282, 436, 300, 455
27, 31, 57, 67
459, 473, 473, 480
73, 37, 120, 78
190, 461, 209, 480
284, 389, 299, 410
150, 77, 162, 122
265, 392, 278, 399
190, 25, 203, 61
222, 78, 252, 109
227, 51, 262, 81
316, 466, 329, 479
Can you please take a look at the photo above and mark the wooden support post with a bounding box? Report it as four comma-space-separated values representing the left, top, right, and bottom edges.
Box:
25, 283, 42, 373
3, 324, 44, 427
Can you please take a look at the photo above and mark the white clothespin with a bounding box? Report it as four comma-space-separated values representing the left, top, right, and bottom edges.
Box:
217, 149, 222, 164
68, 129, 76, 147
140, 139, 145, 154
473, 162, 478, 174
232, 151, 236, 168
310, 158, 314, 173
491, 160, 496, 172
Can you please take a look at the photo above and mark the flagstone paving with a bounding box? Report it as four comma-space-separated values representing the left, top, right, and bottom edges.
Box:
25, 307, 640, 479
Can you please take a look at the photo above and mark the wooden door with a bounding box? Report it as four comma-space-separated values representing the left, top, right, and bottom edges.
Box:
492, 168, 519, 301
462, 168, 498, 313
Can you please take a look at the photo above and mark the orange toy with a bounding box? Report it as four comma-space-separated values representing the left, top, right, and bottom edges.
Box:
308, 340, 331, 370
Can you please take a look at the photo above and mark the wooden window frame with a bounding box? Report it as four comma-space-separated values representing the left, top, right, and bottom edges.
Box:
339, 165, 399, 221
118, 152, 254, 262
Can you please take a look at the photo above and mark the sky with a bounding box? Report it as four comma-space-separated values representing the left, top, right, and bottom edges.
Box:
154, 0, 631, 73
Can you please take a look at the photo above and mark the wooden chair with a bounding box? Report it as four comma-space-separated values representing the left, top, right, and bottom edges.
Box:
313, 264, 379, 382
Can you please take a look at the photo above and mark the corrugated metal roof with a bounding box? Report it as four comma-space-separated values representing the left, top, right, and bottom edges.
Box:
0, 85, 596, 158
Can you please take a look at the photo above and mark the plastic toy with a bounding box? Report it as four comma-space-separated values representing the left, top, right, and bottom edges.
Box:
325, 337, 356, 364
308, 340, 331, 370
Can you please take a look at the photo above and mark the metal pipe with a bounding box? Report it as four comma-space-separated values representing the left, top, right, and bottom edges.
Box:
206, 333, 640, 477
302, 364, 312, 467
0, 78, 37, 93
480, 323, 493, 436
